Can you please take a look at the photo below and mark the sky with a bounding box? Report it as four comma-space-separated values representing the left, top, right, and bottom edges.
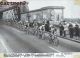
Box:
3, 0, 80, 18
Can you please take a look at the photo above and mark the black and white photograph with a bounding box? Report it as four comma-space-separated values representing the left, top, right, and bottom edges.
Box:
0, 0, 80, 53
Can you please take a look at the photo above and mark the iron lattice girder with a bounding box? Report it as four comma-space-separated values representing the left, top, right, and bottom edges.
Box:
0, 5, 17, 12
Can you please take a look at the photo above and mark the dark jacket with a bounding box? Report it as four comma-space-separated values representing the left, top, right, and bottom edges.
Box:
45, 24, 50, 32
59, 25, 64, 31
74, 26, 80, 36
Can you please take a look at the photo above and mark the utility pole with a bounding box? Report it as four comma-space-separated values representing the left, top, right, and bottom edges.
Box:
14, 5, 21, 22
27, 12, 30, 23
17, 6, 21, 21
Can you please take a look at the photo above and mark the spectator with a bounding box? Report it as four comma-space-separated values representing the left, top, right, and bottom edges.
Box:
63, 23, 68, 37
68, 24, 74, 38
45, 21, 50, 32
74, 24, 80, 39
59, 24, 64, 36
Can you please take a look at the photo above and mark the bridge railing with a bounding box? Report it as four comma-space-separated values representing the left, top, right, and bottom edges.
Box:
0, 20, 27, 31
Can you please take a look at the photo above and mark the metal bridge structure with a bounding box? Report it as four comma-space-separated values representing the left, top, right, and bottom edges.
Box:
0, 0, 29, 22
0, 0, 65, 25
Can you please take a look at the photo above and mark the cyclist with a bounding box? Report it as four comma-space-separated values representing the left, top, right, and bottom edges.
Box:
49, 26, 59, 45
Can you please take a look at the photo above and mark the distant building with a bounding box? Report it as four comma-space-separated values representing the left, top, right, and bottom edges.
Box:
3, 9, 15, 20
29, 6, 64, 24
64, 18, 80, 23
0, 0, 64, 25
0, 0, 29, 21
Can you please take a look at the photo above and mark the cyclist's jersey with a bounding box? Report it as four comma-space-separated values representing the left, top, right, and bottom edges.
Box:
39, 25, 45, 31
54, 31, 57, 36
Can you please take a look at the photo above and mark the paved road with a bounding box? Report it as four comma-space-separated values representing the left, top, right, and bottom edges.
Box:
0, 25, 80, 53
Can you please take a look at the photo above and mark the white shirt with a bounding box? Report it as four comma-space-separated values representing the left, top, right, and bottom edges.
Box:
63, 25, 68, 31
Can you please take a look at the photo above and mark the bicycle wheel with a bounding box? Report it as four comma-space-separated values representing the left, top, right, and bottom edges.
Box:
39, 34, 42, 39
53, 38, 59, 46
49, 39, 53, 44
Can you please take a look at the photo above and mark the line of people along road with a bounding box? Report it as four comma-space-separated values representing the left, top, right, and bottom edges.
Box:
59, 22, 80, 40
25, 20, 80, 40
44, 21, 80, 40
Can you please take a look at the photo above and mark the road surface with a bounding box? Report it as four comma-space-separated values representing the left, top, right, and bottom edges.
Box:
0, 25, 80, 53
